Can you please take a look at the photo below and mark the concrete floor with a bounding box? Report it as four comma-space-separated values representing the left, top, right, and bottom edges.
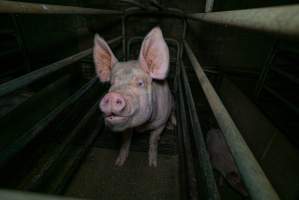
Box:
65, 148, 180, 200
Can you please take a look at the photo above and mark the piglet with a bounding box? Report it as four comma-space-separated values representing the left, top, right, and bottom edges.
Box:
93, 27, 173, 167
206, 128, 248, 196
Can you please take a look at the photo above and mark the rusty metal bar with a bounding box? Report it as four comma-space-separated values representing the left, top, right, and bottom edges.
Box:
184, 41, 280, 200
0, 0, 121, 14
0, 36, 122, 97
188, 5, 299, 39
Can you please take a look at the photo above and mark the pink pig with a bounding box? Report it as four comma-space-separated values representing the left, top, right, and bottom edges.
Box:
93, 27, 173, 167
206, 128, 248, 196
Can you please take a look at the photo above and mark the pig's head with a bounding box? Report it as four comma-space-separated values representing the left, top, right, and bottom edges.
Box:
93, 27, 169, 131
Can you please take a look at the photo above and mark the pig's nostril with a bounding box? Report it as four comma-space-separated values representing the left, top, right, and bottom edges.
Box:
105, 99, 109, 104
116, 99, 122, 105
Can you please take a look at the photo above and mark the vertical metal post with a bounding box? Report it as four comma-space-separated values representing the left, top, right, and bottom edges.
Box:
254, 41, 277, 100
122, 16, 127, 61
176, 66, 199, 200
205, 0, 214, 12
11, 14, 31, 72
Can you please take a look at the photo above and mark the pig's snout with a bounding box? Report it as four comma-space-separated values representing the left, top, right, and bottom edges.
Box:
100, 92, 126, 115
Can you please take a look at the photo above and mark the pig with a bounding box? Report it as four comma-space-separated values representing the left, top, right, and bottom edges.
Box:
93, 27, 173, 167
206, 128, 248, 196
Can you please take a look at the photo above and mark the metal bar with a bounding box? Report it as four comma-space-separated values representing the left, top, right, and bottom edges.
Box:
0, 189, 80, 200
125, 7, 185, 18
150, 0, 164, 10
23, 100, 100, 191
120, 0, 147, 9
255, 42, 277, 100
184, 41, 280, 200
180, 62, 220, 200
0, 77, 98, 167
272, 67, 299, 85
264, 85, 299, 115
0, 48, 19, 57
176, 65, 199, 200
122, 16, 127, 61
205, 0, 214, 12
0, 0, 121, 14
0, 36, 122, 97
173, 51, 188, 200
52, 115, 103, 194
11, 14, 31, 72
188, 5, 299, 40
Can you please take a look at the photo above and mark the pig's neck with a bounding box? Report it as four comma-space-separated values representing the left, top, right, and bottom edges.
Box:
136, 80, 172, 132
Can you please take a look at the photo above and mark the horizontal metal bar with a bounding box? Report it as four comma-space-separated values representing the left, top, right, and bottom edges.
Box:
184, 41, 280, 200
120, 0, 147, 9
24, 99, 100, 191
0, 189, 80, 200
52, 114, 104, 194
272, 67, 299, 85
0, 48, 20, 57
0, 0, 121, 14
0, 36, 122, 97
264, 85, 299, 115
150, 0, 164, 10
0, 77, 98, 167
125, 7, 184, 18
188, 5, 299, 39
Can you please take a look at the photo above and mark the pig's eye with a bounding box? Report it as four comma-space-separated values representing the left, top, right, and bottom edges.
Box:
137, 80, 145, 87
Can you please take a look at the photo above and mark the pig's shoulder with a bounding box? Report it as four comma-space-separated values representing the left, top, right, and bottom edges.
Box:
135, 80, 173, 132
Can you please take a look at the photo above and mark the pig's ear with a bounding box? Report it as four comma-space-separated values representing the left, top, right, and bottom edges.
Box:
93, 34, 118, 82
139, 27, 169, 80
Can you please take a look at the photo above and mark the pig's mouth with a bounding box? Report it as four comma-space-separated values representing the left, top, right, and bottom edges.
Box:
104, 114, 129, 124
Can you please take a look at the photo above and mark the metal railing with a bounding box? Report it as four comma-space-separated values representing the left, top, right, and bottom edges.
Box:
0, 189, 82, 200
188, 5, 299, 40
0, 37, 121, 166
0, 36, 122, 97
0, 0, 121, 14
183, 40, 280, 200
1, 1, 299, 199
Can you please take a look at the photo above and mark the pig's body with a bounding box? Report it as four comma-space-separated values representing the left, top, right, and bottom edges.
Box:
207, 129, 248, 196
136, 80, 173, 132
94, 27, 173, 167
